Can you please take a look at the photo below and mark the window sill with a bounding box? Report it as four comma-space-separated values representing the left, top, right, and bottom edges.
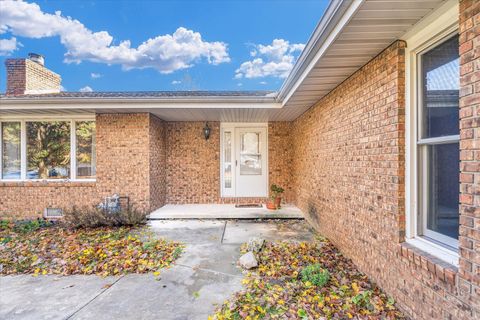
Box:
0, 179, 96, 187
399, 240, 458, 286
406, 237, 459, 267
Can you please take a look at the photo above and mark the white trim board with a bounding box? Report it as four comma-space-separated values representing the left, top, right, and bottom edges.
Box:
403, 0, 459, 266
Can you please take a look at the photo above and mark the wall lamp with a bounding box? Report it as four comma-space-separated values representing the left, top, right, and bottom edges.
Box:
203, 122, 211, 140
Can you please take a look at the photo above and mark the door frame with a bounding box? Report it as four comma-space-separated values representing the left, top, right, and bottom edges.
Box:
220, 122, 268, 198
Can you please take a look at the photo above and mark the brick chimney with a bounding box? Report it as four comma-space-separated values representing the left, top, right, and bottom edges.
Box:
5, 53, 61, 96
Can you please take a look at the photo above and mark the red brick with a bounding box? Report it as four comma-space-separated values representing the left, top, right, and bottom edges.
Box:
4, 58, 61, 95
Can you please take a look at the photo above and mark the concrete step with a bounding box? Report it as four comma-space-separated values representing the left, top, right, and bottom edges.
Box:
148, 204, 304, 220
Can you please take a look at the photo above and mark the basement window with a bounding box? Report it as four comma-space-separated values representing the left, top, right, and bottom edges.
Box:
0, 118, 96, 181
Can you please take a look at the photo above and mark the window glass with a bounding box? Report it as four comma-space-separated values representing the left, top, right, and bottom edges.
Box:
240, 132, 261, 175
27, 121, 70, 179
421, 35, 459, 138
76, 121, 96, 179
1, 122, 21, 179
224, 131, 232, 188
418, 33, 460, 247
426, 143, 460, 240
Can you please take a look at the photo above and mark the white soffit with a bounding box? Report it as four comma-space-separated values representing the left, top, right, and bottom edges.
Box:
0, 108, 295, 122
278, 0, 448, 116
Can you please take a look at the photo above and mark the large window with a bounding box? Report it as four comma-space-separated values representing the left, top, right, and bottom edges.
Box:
0, 119, 96, 181
417, 34, 459, 249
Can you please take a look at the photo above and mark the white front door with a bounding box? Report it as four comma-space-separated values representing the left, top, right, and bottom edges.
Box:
221, 124, 268, 197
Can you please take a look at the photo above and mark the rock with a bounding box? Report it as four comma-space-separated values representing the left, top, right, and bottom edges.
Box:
239, 252, 258, 269
247, 237, 265, 253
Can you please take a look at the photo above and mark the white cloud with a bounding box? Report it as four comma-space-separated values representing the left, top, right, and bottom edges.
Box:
60, 85, 66, 91
171, 80, 181, 85
79, 85, 93, 92
90, 72, 102, 79
235, 39, 304, 79
0, 1, 230, 73
0, 37, 21, 55
259, 81, 267, 85
237, 83, 243, 87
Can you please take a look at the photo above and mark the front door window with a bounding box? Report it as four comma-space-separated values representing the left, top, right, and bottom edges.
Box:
240, 132, 262, 175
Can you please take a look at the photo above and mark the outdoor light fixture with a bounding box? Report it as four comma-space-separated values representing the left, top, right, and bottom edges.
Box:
203, 122, 211, 140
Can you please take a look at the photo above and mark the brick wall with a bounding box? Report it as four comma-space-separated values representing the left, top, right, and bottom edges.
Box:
165, 122, 221, 203
268, 122, 294, 203
0, 182, 96, 218
95, 114, 152, 211
5, 58, 61, 95
292, 40, 406, 272
459, 0, 480, 313
149, 115, 167, 210
291, 37, 478, 319
0, 113, 167, 217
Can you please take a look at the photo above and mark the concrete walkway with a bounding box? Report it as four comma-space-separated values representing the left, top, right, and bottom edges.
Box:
0, 220, 314, 320
148, 204, 304, 219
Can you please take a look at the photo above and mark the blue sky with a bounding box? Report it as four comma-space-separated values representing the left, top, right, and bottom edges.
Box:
0, 0, 328, 92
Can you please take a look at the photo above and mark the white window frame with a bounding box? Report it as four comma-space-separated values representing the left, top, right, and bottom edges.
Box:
0, 115, 96, 182
403, 0, 459, 266
417, 34, 460, 249
220, 122, 268, 197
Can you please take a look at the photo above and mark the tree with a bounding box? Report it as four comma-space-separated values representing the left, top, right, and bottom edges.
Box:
27, 121, 70, 179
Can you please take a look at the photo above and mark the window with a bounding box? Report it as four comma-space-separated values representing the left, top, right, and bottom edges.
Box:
417, 34, 459, 249
27, 121, 71, 179
239, 132, 262, 175
223, 131, 232, 188
0, 118, 96, 181
1, 122, 21, 179
76, 121, 96, 179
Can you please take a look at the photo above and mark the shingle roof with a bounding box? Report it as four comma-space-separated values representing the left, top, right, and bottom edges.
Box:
1, 91, 277, 99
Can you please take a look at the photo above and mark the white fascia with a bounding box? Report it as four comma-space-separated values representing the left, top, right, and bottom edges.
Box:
276, 0, 364, 105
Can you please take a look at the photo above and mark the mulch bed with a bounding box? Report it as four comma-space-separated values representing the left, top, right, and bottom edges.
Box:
0, 221, 183, 276
211, 237, 405, 319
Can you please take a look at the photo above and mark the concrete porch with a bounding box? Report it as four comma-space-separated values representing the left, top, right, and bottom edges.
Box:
148, 204, 304, 219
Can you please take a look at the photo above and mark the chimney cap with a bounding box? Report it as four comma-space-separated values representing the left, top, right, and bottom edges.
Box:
28, 53, 45, 66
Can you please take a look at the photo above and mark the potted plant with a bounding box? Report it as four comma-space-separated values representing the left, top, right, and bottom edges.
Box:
266, 184, 285, 210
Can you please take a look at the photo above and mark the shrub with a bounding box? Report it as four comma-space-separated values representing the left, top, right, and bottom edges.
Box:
63, 206, 146, 229
300, 263, 330, 287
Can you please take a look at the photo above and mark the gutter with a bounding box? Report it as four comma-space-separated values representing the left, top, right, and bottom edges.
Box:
276, 0, 364, 105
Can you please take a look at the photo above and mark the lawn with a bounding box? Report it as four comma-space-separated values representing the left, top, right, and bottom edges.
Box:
211, 237, 405, 320
0, 220, 183, 276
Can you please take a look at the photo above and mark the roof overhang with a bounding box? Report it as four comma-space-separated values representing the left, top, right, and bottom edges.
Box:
278, 0, 449, 115
0, 95, 287, 121
0, 0, 450, 122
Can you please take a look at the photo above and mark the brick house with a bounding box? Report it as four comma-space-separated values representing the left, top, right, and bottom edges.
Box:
0, 0, 478, 319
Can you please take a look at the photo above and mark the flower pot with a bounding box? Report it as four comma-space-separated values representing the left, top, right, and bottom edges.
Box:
275, 197, 282, 208
266, 200, 277, 210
